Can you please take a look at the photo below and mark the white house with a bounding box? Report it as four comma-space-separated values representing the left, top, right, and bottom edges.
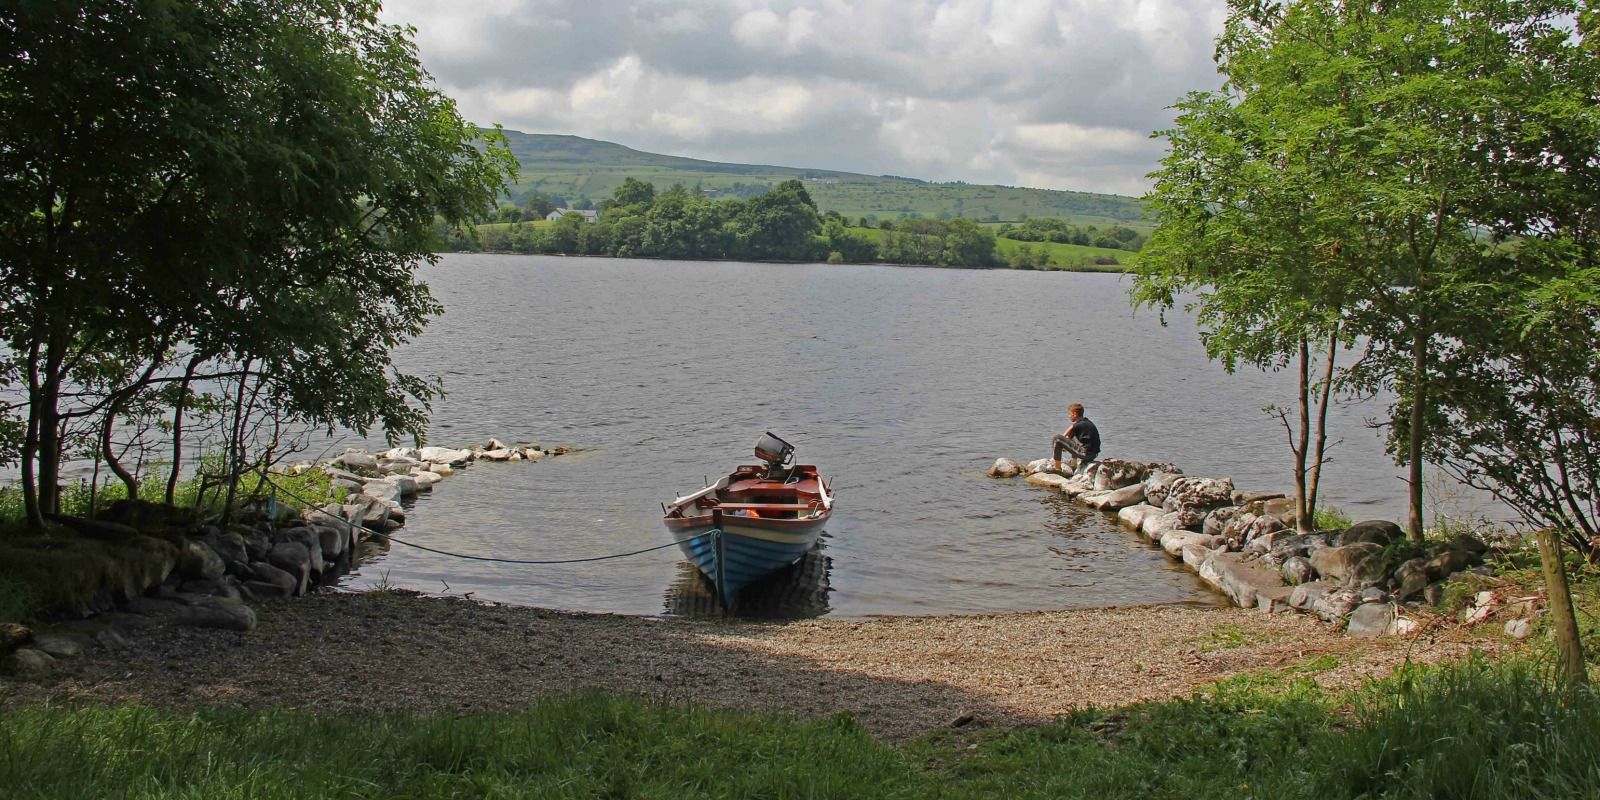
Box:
545, 208, 600, 223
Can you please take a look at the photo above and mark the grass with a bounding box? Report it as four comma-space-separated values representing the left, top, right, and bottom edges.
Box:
2, 657, 1597, 798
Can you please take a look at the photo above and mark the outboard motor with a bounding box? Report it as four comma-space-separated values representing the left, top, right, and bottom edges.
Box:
753, 431, 794, 480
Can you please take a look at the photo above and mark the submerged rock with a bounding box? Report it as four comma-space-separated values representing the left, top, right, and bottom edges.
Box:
987, 457, 1024, 478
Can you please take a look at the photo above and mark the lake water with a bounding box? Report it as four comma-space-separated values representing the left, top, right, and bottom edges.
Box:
339, 254, 1431, 618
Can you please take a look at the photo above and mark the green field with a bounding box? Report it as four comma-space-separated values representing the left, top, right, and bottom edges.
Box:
500, 130, 1149, 228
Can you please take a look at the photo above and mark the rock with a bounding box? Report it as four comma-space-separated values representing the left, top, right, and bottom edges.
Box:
988, 457, 1024, 478
177, 539, 226, 582
1198, 551, 1290, 608
1116, 504, 1164, 532
1259, 496, 1299, 525
1165, 476, 1235, 513
176, 598, 256, 632
244, 580, 292, 599
315, 526, 345, 561
383, 447, 420, 461
1394, 558, 1431, 600
203, 530, 249, 566
1281, 556, 1314, 585
480, 448, 515, 461
334, 450, 378, 471
242, 530, 271, 561
1203, 506, 1241, 537
1312, 588, 1363, 623
282, 527, 326, 575
949, 712, 976, 728
1233, 490, 1286, 506
4, 648, 54, 675
1091, 458, 1148, 490
1025, 472, 1072, 491
1337, 520, 1404, 547
418, 447, 472, 465
1024, 458, 1059, 475
1142, 511, 1186, 539
1450, 533, 1489, 556
1347, 602, 1396, 638
1171, 505, 1209, 531
432, 463, 455, 477
1082, 483, 1146, 511
1289, 581, 1335, 611
1423, 548, 1477, 581
1388, 616, 1419, 636
1161, 530, 1222, 557
31, 632, 89, 659
266, 544, 311, 595
1141, 469, 1184, 507
1504, 619, 1533, 640
1241, 515, 1289, 545
1423, 583, 1446, 605
1309, 542, 1383, 584
1360, 586, 1390, 604
179, 579, 241, 601
0, 622, 32, 656
1181, 543, 1212, 570
124, 597, 182, 615
361, 481, 403, 506
92, 628, 132, 650
519, 447, 546, 461
409, 470, 443, 489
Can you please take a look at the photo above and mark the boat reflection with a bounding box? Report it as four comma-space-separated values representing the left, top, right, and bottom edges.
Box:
662, 537, 833, 619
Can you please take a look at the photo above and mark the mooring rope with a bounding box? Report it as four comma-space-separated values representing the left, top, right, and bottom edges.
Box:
262, 475, 711, 566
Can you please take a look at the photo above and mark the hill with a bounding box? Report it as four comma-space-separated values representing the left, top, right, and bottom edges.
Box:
497, 130, 1149, 229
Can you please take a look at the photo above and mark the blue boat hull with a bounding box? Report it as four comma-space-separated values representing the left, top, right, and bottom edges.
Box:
670, 519, 826, 601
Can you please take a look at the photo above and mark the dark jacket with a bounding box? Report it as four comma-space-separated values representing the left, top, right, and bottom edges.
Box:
1067, 417, 1100, 459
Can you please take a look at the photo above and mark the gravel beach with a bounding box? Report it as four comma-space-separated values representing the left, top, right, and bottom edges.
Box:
3, 591, 1488, 740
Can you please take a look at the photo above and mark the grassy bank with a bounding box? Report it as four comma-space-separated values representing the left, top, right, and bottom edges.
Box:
3, 657, 1595, 798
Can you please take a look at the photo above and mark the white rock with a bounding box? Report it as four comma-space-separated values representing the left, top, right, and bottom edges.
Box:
1025, 473, 1072, 490
409, 470, 443, 488
1082, 482, 1146, 511
1389, 616, 1420, 636
520, 447, 547, 462
1142, 511, 1186, 540
432, 463, 454, 477
987, 457, 1023, 478
1116, 504, 1164, 531
383, 447, 420, 461
479, 448, 515, 461
485, 438, 508, 451
418, 447, 472, 465
1503, 619, 1532, 639
1160, 530, 1222, 557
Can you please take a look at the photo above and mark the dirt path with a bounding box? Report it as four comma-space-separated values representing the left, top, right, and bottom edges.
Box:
2, 592, 1488, 740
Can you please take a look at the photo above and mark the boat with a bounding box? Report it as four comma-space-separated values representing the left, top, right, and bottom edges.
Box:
662, 432, 834, 606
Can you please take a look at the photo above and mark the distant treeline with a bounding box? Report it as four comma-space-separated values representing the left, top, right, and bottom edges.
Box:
442, 178, 1012, 268
996, 218, 1146, 251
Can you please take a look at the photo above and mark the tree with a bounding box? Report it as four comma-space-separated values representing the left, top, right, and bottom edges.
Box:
520, 190, 558, 219
1139, 0, 1588, 540
612, 177, 656, 208
0, 0, 513, 526
940, 218, 997, 267
731, 180, 821, 261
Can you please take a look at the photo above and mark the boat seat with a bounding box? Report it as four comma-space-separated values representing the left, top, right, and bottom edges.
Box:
715, 503, 817, 512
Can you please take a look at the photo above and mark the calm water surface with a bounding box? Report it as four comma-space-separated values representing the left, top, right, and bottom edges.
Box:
341, 254, 1422, 618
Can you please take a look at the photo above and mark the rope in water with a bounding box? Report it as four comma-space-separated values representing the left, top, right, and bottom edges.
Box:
263, 475, 712, 565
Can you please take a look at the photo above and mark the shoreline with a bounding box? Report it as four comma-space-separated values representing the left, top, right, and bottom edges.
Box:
3, 590, 1490, 741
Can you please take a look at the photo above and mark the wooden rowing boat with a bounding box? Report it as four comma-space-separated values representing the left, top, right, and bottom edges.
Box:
662, 433, 834, 606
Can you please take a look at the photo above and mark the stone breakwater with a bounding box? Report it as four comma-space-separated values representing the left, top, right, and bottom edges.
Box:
0, 438, 567, 676
989, 456, 1519, 638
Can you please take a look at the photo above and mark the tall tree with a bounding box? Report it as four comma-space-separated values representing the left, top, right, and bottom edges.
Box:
0, 0, 513, 527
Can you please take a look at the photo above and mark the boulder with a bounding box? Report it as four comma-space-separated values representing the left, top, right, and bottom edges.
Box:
176, 598, 257, 632
266, 544, 311, 595
1165, 477, 1235, 513
177, 539, 226, 582
1423, 548, 1477, 581
1347, 602, 1396, 638
1450, 533, 1489, 556
244, 580, 292, 599
410, 470, 444, 488
1309, 542, 1383, 584
1360, 585, 1390, 604
1337, 520, 1405, 547
179, 578, 241, 601
485, 437, 509, 451
1142, 511, 1187, 540
31, 632, 89, 659
1313, 588, 1363, 623
1181, 543, 1212, 570
283, 527, 326, 574
1025, 472, 1072, 491
4, 648, 54, 676
248, 562, 297, 595
315, 526, 345, 561
202, 530, 249, 567
987, 458, 1023, 478
519, 448, 547, 462
479, 448, 515, 461
242, 530, 271, 562
1289, 581, 1336, 612
1082, 483, 1146, 511
1198, 551, 1290, 608
1203, 506, 1241, 537
1280, 556, 1314, 585
1161, 530, 1222, 557
1232, 490, 1286, 506
1142, 470, 1184, 508
334, 451, 378, 472
388, 475, 420, 498
418, 447, 472, 465
361, 480, 403, 506
1394, 558, 1431, 600
1090, 458, 1148, 490
432, 463, 455, 477
1259, 496, 1299, 525
1172, 505, 1209, 531
383, 447, 420, 461
1116, 504, 1165, 532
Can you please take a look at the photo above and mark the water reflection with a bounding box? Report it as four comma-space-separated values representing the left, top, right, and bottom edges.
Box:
662, 537, 834, 619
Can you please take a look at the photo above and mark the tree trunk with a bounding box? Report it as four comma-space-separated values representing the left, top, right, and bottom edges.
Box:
101, 398, 139, 500
21, 341, 42, 529
1408, 325, 1427, 541
1306, 327, 1339, 520
1537, 529, 1589, 687
36, 345, 65, 516
1295, 335, 1312, 534
166, 355, 203, 505
220, 361, 254, 521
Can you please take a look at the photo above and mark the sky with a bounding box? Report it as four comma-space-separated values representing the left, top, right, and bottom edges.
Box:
379, 0, 1232, 197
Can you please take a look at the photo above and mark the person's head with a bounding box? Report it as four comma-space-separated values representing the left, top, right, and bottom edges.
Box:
1068, 403, 1084, 420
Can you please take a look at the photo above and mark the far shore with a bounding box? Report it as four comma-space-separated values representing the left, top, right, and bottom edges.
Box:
439, 249, 1131, 274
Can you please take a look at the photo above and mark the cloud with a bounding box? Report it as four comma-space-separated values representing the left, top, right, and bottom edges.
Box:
380, 0, 1229, 195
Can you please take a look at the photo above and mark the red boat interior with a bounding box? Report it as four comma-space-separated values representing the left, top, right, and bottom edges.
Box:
688, 464, 827, 520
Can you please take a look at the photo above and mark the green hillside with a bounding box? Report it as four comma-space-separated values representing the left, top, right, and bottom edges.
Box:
498, 130, 1149, 229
